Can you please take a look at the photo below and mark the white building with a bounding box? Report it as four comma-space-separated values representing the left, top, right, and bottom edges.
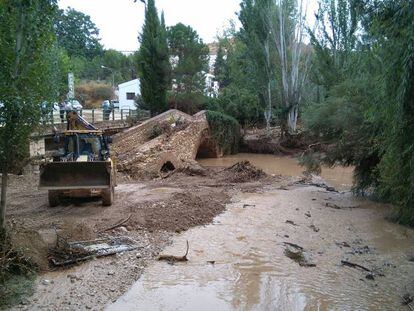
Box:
205, 73, 219, 98
117, 79, 140, 110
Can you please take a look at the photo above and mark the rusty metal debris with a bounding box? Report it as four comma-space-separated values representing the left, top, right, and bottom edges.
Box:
50, 236, 137, 266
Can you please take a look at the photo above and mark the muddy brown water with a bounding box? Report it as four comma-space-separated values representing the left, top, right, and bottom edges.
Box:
108, 155, 414, 311
198, 153, 354, 191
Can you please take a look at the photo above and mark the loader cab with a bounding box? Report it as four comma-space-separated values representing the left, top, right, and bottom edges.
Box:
61, 130, 110, 162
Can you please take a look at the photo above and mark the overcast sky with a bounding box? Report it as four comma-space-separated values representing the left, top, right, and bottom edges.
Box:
58, 0, 317, 52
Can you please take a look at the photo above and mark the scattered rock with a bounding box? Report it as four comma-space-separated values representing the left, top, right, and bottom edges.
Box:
326, 202, 341, 209
284, 234, 290, 238
20, 299, 29, 305
207, 260, 215, 265
335, 241, 351, 248
243, 204, 255, 208
284, 242, 316, 267
118, 226, 128, 233
383, 261, 396, 268
309, 224, 320, 232
305, 211, 311, 218
348, 245, 373, 255
326, 202, 359, 209
107, 271, 115, 276
285, 220, 298, 226
41, 279, 51, 286
365, 273, 375, 280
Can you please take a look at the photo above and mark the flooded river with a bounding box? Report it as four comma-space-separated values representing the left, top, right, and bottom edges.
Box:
198, 153, 354, 191
108, 155, 414, 311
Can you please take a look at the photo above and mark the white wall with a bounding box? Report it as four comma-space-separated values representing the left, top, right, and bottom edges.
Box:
118, 79, 140, 110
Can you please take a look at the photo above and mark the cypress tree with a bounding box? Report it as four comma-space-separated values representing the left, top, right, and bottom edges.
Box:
159, 11, 171, 89
214, 41, 228, 88
138, 0, 169, 116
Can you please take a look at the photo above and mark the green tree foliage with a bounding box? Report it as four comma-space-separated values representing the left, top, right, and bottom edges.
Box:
54, 46, 71, 99
55, 8, 103, 59
238, 0, 275, 128
369, 0, 414, 225
238, 0, 310, 133
205, 34, 265, 126
304, 0, 414, 225
214, 41, 229, 88
101, 50, 137, 85
205, 111, 241, 154
167, 23, 209, 95
138, 0, 170, 116
308, 0, 360, 89
303, 0, 381, 191
0, 0, 58, 229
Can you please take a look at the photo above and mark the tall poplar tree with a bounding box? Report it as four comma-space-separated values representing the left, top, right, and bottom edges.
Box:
138, 0, 169, 116
0, 0, 58, 230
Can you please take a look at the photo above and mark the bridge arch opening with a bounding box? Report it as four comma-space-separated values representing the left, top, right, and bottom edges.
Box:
196, 138, 219, 159
160, 161, 175, 173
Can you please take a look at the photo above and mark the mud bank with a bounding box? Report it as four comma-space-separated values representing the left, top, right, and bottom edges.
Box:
3, 167, 270, 310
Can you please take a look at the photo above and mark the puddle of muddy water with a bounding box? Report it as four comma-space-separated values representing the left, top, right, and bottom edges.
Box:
198, 153, 354, 191
108, 187, 414, 311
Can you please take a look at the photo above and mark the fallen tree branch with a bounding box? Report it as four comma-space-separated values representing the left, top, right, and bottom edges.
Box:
96, 214, 132, 233
341, 260, 371, 272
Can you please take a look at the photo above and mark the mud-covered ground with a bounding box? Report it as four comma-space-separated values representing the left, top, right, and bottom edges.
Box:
3, 161, 414, 310
4, 165, 278, 310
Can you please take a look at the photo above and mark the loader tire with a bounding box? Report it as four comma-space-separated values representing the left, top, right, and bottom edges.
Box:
48, 190, 60, 207
102, 187, 114, 206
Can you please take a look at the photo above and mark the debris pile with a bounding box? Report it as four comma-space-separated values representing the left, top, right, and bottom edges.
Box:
49, 236, 137, 266
144, 192, 227, 232
222, 161, 266, 183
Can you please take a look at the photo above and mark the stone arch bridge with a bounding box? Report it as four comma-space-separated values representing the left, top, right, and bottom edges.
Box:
112, 109, 222, 178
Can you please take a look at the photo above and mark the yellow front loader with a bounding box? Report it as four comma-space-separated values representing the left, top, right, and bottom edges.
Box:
39, 112, 116, 206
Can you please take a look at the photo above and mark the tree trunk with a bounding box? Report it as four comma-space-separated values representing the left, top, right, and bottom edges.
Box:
265, 80, 272, 131
0, 164, 8, 230
287, 105, 298, 134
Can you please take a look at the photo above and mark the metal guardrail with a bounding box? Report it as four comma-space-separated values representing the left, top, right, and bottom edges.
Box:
41, 109, 150, 125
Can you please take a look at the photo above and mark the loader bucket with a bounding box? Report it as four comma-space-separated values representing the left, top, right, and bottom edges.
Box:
39, 161, 112, 190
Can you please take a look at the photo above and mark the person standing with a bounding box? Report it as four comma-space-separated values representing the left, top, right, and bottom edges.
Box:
59, 101, 66, 123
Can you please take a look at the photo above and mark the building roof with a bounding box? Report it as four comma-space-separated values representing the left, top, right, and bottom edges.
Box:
118, 79, 140, 89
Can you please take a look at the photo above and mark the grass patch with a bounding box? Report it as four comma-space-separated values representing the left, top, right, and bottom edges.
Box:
0, 229, 37, 308
0, 274, 35, 308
